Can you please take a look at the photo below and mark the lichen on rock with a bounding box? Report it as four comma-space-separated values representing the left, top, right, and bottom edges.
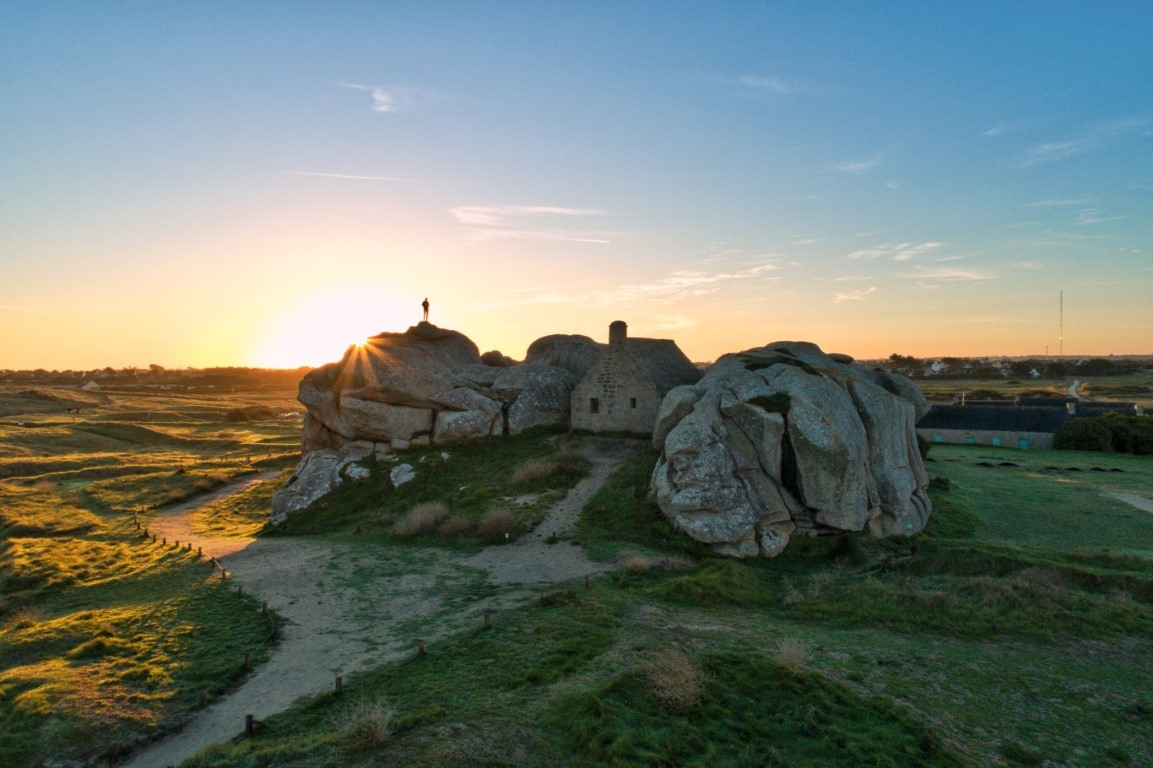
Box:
650, 341, 931, 557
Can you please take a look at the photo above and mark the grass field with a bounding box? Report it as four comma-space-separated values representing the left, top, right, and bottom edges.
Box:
914, 369, 1153, 409
0, 384, 302, 766
185, 441, 1153, 768
4, 381, 1152, 767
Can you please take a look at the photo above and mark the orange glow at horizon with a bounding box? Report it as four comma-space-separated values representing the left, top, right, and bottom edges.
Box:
250, 287, 413, 368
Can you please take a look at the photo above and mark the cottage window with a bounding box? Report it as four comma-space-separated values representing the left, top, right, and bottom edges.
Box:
1018, 438, 1030, 449
964, 436, 976, 444
630, 398, 637, 409
991, 437, 1001, 447
590, 398, 599, 414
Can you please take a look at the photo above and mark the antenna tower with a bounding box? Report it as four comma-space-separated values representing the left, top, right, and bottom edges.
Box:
1059, 290, 1063, 358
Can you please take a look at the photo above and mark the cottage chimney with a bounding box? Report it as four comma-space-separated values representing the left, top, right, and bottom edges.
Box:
609, 320, 627, 346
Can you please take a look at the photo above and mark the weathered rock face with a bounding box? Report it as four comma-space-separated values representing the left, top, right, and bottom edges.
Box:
275, 322, 583, 525
650, 341, 931, 558
294, 322, 576, 455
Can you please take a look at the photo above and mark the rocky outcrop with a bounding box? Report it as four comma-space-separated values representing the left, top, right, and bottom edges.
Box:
274, 322, 584, 525
270, 448, 370, 525
650, 341, 931, 558
294, 322, 577, 455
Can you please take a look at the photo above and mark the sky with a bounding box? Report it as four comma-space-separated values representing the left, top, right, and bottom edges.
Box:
2, 1, 1151, 369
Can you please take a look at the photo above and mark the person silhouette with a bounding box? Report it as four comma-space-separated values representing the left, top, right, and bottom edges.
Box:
421, 297, 430, 322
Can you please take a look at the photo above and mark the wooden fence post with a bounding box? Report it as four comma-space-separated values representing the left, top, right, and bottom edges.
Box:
245, 714, 254, 735
335, 676, 343, 694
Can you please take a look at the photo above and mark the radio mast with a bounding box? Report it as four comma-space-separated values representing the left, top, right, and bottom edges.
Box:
1059, 291, 1063, 358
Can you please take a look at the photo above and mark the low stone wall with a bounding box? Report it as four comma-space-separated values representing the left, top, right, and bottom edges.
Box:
916, 428, 1053, 450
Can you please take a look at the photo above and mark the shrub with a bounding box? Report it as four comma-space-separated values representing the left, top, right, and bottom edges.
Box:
478, 508, 519, 543
1055, 414, 1153, 454
223, 408, 250, 423
644, 648, 703, 710
392, 502, 449, 537
620, 553, 695, 573
772, 637, 811, 672
336, 697, 396, 752
510, 459, 554, 485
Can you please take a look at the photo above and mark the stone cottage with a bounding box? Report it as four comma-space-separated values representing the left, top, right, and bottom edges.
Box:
569, 321, 701, 435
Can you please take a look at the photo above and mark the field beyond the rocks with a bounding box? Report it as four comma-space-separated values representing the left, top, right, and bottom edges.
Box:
2, 380, 1153, 768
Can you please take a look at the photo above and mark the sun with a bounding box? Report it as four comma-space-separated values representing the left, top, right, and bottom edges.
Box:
251, 287, 413, 368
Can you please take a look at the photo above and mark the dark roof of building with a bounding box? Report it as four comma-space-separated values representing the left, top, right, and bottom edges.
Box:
1018, 397, 1076, 408
624, 338, 702, 395
916, 405, 1070, 433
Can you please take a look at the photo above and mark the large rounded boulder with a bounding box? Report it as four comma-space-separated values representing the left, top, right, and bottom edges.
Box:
650, 341, 931, 558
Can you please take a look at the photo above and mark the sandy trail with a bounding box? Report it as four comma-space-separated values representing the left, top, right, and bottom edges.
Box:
145, 471, 279, 558
1109, 491, 1153, 515
125, 439, 634, 768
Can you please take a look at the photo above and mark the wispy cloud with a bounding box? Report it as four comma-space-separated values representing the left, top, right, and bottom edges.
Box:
826, 155, 884, 174
471, 292, 580, 312
848, 242, 943, 261
473, 261, 779, 313
1074, 209, 1126, 226
833, 275, 874, 282
1024, 198, 1089, 208
897, 265, 996, 281
1010, 116, 1153, 167
738, 75, 794, 94
647, 314, 698, 331
833, 287, 877, 303
280, 170, 418, 182
338, 82, 440, 114
590, 262, 779, 305
450, 205, 611, 243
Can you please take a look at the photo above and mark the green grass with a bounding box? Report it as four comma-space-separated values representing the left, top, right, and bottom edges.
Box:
0, 385, 295, 767
182, 435, 1153, 768
6, 383, 1153, 767
276, 427, 590, 546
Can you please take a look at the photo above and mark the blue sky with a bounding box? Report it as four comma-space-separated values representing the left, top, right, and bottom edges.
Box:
2, 1, 1150, 368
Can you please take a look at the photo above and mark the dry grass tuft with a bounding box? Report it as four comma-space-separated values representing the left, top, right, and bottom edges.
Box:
392, 502, 449, 538
97, 622, 117, 637
772, 637, 811, 672
510, 459, 554, 485
644, 648, 704, 710
478, 508, 519, 543
780, 577, 803, 607
621, 552, 695, 574
336, 697, 396, 752
3, 605, 42, 631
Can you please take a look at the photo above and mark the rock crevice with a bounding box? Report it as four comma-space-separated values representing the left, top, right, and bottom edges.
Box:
650, 341, 931, 557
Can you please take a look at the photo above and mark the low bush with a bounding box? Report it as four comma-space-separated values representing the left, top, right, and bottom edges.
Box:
336, 696, 396, 752
643, 648, 703, 710
392, 502, 449, 538
478, 508, 519, 543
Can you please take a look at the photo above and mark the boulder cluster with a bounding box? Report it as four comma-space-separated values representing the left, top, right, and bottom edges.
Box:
650, 342, 932, 558
271, 322, 605, 523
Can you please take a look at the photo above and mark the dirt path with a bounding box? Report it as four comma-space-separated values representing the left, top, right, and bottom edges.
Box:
125, 439, 635, 768
146, 470, 280, 558
1109, 491, 1153, 515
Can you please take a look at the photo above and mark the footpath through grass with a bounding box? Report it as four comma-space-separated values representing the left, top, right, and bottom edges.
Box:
0, 385, 299, 766
185, 441, 1153, 768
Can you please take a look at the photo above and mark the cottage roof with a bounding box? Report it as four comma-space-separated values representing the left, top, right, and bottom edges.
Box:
624, 338, 702, 395
916, 405, 1070, 433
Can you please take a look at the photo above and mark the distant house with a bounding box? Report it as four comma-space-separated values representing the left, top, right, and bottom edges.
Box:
80, 380, 101, 391
570, 321, 702, 435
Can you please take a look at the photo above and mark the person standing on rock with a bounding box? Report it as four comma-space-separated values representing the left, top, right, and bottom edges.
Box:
422, 297, 430, 322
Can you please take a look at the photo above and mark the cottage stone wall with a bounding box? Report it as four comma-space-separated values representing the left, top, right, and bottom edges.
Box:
570, 346, 661, 434
916, 428, 1053, 450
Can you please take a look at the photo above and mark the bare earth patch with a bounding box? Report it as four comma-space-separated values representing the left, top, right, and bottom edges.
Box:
125, 439, 634, 768
1108, 490, 1153, 515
